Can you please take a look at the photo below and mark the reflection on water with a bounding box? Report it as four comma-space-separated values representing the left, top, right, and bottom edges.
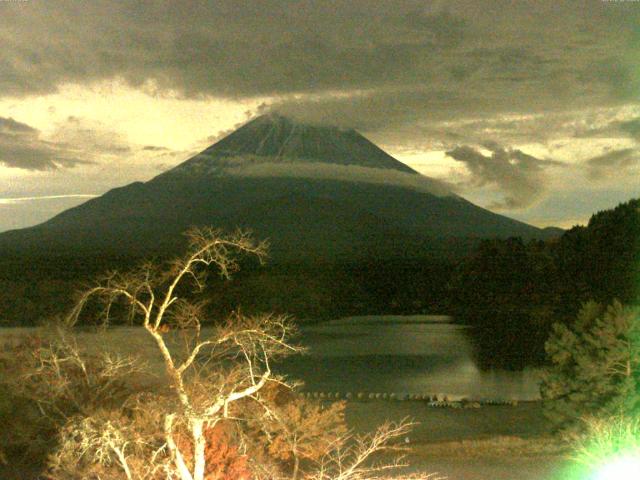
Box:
277, 316, 541, 400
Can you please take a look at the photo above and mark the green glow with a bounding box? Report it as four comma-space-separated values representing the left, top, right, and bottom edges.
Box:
563, 417, 640, 480
593, 455, 640, 480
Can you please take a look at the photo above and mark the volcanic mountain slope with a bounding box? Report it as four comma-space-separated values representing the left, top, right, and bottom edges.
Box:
0, 114, 553, 261
163, 114, 418, 176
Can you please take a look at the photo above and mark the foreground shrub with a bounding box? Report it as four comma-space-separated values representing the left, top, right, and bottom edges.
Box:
570, 416, 640, 467
174, 422, 252, 480
561, 415, 640, 480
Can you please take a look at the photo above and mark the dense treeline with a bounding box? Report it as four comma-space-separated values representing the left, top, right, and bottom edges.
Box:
0, 255, 142, 326
449, 237, 560, 368
452, 198, 640, 369
205, 257, 452, 321
0, 254, 453, 326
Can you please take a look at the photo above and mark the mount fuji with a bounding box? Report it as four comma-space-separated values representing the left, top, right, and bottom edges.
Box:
0, 114, 553, 261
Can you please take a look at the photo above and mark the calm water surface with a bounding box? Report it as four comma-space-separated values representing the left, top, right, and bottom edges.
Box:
277, 315, 541, 400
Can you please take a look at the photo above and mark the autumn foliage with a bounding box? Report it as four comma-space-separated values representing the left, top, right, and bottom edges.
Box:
175, 422, 252, 480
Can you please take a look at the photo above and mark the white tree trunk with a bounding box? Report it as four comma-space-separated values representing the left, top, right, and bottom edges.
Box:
192, 419, 206, 480
165, 414, 194, 480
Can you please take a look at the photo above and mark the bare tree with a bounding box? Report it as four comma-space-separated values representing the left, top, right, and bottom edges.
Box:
64, 227, 301, 480
9, 227, 442, 480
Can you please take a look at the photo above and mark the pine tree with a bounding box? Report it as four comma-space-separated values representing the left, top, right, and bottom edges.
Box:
540, 300, 640, 430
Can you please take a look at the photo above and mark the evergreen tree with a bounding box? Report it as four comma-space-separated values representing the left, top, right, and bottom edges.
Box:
541, 300, 640, 430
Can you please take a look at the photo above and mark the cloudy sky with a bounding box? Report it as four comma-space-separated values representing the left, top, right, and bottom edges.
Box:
1, 0, 639, 232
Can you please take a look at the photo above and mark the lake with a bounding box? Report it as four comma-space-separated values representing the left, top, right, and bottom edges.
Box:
0, 315, 542, 401
277, 315, 541, 401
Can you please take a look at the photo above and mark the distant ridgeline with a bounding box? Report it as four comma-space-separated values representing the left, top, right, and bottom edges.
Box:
0, 252, 456, 327
0, 114, 552, 327
451, 198, 640, 369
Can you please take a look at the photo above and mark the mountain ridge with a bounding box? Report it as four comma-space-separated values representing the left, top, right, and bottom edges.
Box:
157, 113, 419, 179
0, 115, 558, 260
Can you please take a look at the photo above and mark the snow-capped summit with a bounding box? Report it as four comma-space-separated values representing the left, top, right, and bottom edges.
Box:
161, 113, 418, 177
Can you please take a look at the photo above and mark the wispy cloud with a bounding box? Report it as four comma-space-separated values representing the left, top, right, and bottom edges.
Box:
224, 160, 455, 197
0, 194, 98, 205
446, 143, 563, 209
585, 148, 639, 180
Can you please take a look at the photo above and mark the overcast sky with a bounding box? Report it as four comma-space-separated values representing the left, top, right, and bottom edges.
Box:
1, 0, 639, 232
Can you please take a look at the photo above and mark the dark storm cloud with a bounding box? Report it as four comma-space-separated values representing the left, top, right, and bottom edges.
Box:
265, 87, 470, 132
0, 1, 459, 97
1, 0, 638, 138
578, 57, 639, 100
0, 116, 89, 170
0, 142, 85, 170
446, 144, 562, 209
618, 118, 640, 140
0, 115, 131, 170
398, 9, 467, 46
585, 148, 639, 180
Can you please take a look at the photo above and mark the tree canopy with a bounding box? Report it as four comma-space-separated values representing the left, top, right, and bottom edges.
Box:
541, 300, 640, 431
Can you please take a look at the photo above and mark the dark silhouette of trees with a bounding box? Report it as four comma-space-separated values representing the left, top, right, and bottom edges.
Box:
449, 237, 559, 368
554, 198, 640, 307
451, 198, 640, 369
